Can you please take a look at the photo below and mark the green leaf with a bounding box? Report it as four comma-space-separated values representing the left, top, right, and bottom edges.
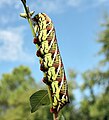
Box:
30, 90, 50, 113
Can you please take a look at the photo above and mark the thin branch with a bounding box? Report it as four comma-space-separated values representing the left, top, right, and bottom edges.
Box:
53, 112, 59, 120
21, 0, 36, 38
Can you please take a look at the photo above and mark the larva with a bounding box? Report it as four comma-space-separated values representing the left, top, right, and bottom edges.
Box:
32, 13, 69, 113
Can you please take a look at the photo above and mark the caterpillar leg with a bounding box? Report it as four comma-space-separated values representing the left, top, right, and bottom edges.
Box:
33, 37, 40, 45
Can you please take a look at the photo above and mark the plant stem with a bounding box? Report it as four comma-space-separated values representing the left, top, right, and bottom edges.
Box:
21, 0, 36, 38
53, 112, 59, 120
47, 86, 52, 104
47, 86, 58, 120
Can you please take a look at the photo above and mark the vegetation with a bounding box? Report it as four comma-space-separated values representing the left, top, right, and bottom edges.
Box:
0, 65, 75, 120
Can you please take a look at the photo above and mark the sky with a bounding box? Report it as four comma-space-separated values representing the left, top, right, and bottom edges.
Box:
0, 0, 109, 85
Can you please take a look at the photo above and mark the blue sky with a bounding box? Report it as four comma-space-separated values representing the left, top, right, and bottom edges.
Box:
0, 0, 109, 85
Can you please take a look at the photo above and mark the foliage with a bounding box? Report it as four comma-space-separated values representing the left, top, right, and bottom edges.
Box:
77, 13, 109, 120
0, 66, 75, 120
97, 14, 109, 64
0, 66, 37, 120
30, 90, 50, 113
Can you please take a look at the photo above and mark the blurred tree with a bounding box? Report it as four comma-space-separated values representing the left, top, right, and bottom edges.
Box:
0, 65, 38, 120
78, 69, 109, 120
0, 66, 76, 120
78, 13, 109, 120
79, 70, 97, 120
97, 14, 109, 92
98, 13, 109, 65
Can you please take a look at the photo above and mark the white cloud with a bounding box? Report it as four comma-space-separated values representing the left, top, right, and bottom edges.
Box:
29, 0, 81, 14
0, 27, 34, 62
0, 0, 12, 7
67, 0, 81, 7
78, 0, 109, 11
93, 0, 109, 7
0, 13, 17, 25
29, 0, 109, 14
0, 0, 109, 16
0, 0, 22, 26
30, 0, 66, 14
0, 0, 16, 8
97, 0, 108, 3
0, 0, 21, 8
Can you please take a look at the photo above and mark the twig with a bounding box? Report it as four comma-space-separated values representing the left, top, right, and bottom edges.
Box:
48, 86, 59, 120
53, 112, 59, 120
21, 0, 36, 38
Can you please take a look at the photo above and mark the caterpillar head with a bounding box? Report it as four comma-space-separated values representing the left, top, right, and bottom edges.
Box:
32, 13, 46, 33
32, 13, 45, 24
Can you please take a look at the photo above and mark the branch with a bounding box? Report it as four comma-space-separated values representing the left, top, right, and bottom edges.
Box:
20, 0, 36, 37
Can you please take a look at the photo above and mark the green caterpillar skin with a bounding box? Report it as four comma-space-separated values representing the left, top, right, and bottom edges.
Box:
32, 13, 69, 113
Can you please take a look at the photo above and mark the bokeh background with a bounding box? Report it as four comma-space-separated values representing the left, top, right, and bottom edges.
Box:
0, 0, 109, 120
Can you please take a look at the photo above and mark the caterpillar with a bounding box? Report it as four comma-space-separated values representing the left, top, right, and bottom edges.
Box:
32, 13, 69, 113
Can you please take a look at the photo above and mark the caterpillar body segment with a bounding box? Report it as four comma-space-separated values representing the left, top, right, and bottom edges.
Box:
32, 13, 69, 113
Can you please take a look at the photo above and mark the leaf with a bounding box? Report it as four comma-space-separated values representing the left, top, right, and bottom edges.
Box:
30, 90, 50, 113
